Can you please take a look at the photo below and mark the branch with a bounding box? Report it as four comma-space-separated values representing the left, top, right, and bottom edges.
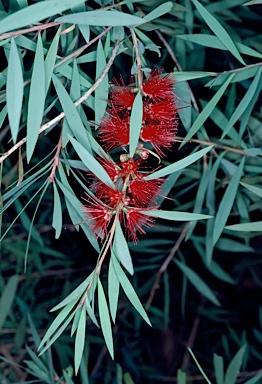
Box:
0, 40, 121, 165
0, 21, 61, 41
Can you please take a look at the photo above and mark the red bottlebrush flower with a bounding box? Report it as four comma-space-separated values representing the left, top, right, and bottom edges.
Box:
98, 157, 120, 182
110, 78, 135, 111
142, 68, 175, 101
143, 99, 178, 123
99, 112, 129, 152
140, 121, 178, 156
93, 183, 124, 208
129, 178, 163, 207
83, 197, 113, 238
125, 208, 155, 242
119, 158, 142, 178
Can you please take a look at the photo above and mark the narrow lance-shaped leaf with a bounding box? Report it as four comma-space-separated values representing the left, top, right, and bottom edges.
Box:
221, 67, 262, 139
69, 136, 115, 189
113, 220, 134, 275
140, 210, 212, 221
98, 278, 114, 359
0, 275, 19, 329
145, 146, 213, 180
52, 182, 62, 239
175, 260, 220, 306
0, 0, 88, 34
181, 74, 234, 146
74, 306, 86, 374
27, 33, 45, 162
95, 40, 108, 124
7, 38, 24, 143
108, 254, 120, 323
143, 2, 173, 23
225, 222, 262, 232
192, 0, 245, 65
52, 75, 91, 152
129, 92, 143, 158
56, 10, 145, 26
213, 157, 245, 245
112, 253, 151, 325
45, 28, 61, 95
224, 345, 246, 384
241, 182, 262, 198
214, 354, 224, 384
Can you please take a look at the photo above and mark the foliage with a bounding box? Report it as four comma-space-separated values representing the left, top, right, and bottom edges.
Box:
0, 0, 262, 383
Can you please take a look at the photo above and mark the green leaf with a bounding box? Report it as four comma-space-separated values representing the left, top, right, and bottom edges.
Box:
224, 345, 246, 384
69, 136, 115, 188
177, 369, 186, 384
241, 182, 262, 198
98, 278, 114, 359
45, 28, 60, 94
0, 0, 87, 33
175, 260, 220, 306
213, 157, 245, 245
225, 222, 262, 232
188, 348, 212, 384
214, 354, 224, 384
182, 74, 234, 145
85, 297, 99, 327
7, 38, 24, 143
52, 182, 62, 239
173, 71, 216, 82
129, 92, 143, 158
38, 298, 78, 351
39, 310, 76, 355
244, 0, 262, 5
142, 2, 173, 23
113, 221, 134, 275
140, 210, 212, 221
51, 275, 92, 312
52, 75, 91, 152
108, 255, 120, 323
192, 0, 245, 65
95, 40, 108, 124
27, 34, 45, 162
56, 10, 145, 27
222, 67, 262, 139
244, 373, 262, 384
145, 146, 213, 180
0, 275, 19, 329
74, 306, 86, 374
112, 253, 151, 325
177, 34, 262, 59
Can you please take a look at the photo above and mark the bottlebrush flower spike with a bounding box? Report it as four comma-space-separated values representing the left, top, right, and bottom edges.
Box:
82, 196, 113, 239
92, 183, 124, 208
142, 68, 175, 101
140, 121, 178, 157
125, 208, 156, 243
143, 99, 178, 123
110, 78, 135, 111
128, 178, 163, 207
99, 112, 130, 151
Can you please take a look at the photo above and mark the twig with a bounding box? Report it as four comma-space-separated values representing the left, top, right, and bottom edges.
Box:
48, 131, 62, 183
0, 21, 61, 41
175, 135, 250, 156
0, 40, 121, 165
146, 223, 190, 310
130, 28, 143, 90
155, 29, 199, 113
181, 316, 201, 370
